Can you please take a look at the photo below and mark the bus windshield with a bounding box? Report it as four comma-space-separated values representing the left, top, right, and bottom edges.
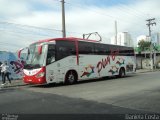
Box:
24, 44, 46, 69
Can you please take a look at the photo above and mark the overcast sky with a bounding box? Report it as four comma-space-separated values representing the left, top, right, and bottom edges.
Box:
0, 0, 160, 52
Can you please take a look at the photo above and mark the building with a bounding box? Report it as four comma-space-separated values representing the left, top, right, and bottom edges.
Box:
111, 32, 133, 47
151, 32, 160, 45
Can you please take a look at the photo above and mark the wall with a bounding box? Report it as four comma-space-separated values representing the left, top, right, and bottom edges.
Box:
136, 54, 160, 69
0, 51, 24, 80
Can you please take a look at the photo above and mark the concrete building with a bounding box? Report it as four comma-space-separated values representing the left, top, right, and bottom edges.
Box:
111, 32, 133, 47
151, 32, 160, 45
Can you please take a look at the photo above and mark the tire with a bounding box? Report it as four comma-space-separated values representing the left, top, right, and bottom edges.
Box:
65, 71, 77, 84
119, 68, 125, 78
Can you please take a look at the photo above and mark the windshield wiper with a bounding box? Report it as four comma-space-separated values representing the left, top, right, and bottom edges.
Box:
24, 64, 33, 69
33, 64, 41, 68
24, 64, 41, 70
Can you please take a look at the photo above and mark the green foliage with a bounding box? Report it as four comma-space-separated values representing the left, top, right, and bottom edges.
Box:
134, 47, 141, 52
154, 45, 160, 51
138, 39, 151, 51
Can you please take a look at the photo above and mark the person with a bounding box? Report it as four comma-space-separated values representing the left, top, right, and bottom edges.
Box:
0, 61, 11, 85
0, 62, 1, 76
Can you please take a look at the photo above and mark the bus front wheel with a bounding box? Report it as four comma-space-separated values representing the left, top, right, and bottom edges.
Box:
65, 71, 77, 84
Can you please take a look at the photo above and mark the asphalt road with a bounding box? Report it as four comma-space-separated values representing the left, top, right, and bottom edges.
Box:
0, 71, 160, 116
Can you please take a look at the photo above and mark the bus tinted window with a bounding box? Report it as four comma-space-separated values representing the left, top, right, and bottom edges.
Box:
127, 48, 134, 56
119, 46, 126, 56
110, 45, 119, 56
56, 41, 76, 60
94, 43, 110, 55
47, 44, 55, 65
79, 41, 94, 54
119, 46, 134, 56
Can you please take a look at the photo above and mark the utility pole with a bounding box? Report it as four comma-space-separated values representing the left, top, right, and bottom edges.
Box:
61, 0, 66, 37
146, 18, 156, 70
146, 18, 156, 37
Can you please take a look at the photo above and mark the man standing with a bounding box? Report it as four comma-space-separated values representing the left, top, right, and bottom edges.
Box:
0, 61, 11, 85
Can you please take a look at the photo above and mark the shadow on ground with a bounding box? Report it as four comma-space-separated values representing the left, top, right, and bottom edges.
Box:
31, 75, 136, 88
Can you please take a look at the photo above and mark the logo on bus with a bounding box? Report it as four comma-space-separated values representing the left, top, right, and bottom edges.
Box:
96, 50, 122, 76
81, 65, 95, 78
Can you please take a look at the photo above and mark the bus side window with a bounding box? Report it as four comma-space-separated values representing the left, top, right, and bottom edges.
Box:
79, 42, 94, 54
119, 46, 123, 56
47, 44, 55, 65
56, 41, 76, 61
110, 45, 120, 56
94, 43, 103, 55
127, 48, 134, 56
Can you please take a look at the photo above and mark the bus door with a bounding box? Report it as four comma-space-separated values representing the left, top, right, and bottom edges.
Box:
45, 44, 57, 83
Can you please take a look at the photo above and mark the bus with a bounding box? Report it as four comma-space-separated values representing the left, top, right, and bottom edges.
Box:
18, 37, 136, 85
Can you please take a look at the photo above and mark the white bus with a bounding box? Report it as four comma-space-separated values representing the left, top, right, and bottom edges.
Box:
18, 37, 136, 85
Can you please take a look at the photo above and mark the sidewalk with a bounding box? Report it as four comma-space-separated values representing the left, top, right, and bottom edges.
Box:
136, 68, 160, 73
0, 79, 27, 88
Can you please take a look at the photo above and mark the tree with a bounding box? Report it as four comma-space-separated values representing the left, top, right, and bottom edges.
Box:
138, 39, 151, 51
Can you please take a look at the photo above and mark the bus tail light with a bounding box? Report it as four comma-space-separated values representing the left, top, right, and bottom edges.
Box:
36, 72, 45, 78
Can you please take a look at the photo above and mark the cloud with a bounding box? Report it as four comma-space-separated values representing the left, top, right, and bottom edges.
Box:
0, 0, 31, 20
0, 0, 160, 52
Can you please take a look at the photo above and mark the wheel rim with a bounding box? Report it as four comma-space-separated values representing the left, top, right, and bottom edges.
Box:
121, 69, 125, 77
68, 72, 75, 83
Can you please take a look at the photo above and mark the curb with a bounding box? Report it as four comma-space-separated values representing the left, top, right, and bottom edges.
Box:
136, 69, 160, 73
0, 84, 28, 89
0, 80, 28, 89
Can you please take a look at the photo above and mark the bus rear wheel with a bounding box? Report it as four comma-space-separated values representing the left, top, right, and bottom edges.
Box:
118, 68, 125, 78
65, 71, 77, 84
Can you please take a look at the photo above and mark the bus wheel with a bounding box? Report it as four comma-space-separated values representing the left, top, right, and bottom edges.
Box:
119, 68, 125, 78
65, 71, 77, 84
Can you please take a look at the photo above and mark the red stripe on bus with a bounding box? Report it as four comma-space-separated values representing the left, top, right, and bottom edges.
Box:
32, 37, 99, 45
75, 41, 79, 65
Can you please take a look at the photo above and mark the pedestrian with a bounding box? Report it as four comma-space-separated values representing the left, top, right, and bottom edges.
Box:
0, 61, 11, 86
0, 62, 5, 84
0, 62, 2, 76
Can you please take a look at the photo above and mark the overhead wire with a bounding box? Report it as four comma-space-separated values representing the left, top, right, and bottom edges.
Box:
64, 1, 147, 28
109, 0, 148, 18
0, 21, 62, 32
1, 0, 159, 51
65, 0, 160, 41
0, 21, 84, 37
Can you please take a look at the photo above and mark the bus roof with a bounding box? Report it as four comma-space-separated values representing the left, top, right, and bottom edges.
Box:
31, 37, 99, 45
30, 37, 134, 49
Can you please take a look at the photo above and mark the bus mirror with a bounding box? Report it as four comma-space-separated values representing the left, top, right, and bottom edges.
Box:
38, 45, 42, 55
18, 50, 21, 58
18, 47, 29, 59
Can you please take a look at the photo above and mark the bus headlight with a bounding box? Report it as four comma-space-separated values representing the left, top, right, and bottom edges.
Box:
36, 72, 45, 78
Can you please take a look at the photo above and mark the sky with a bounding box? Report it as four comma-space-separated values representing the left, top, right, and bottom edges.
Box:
0, 0, 160, 52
